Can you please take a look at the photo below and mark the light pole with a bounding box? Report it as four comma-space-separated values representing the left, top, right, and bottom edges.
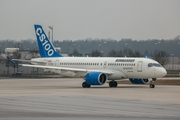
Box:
178, 42, 180, 70
125, 43, 128, 56
48, 31, 50, 40
154, 42, 158, 51
125, 43, 128, 47
49, 25, 53, 44
101, 51, 104, 57
153, 42, 161, 53
0, 45, 1, 75
171, 54, 174, 70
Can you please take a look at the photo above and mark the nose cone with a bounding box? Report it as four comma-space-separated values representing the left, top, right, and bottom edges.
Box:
155, 67, 167, 78
161, 68, 167, 77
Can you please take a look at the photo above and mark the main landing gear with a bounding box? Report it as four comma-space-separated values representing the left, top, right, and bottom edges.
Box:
82, 82, 91, 88
109, 80, 118, 87
149, 78, 156, 88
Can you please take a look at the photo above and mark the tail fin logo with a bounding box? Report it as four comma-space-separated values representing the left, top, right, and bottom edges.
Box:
34, 25, 62, 57
36, 27, 54, 57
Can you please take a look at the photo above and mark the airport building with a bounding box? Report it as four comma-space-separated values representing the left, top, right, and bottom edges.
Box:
0, 47, 67, 77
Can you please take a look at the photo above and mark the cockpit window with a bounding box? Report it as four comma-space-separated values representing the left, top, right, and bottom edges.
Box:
148, 63, 161, 67
148, 63, 153, 67
153, 63, 161, 67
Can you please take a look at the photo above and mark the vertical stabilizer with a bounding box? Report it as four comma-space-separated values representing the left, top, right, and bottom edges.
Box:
34, 24, 63, 57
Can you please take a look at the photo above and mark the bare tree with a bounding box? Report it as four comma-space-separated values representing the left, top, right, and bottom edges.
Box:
29, 50, 39, 58
14, 42, 23, 50
4, 59, 11, 75
107, 50, 119, 57
91, 50, 101, 57
108, 49, 142, 57
122, 48, 134, 57
0, 56, 5, 75
151, 50, 169, 66
133, 51, 142, 57
29, 50, 40, 74
69, 49, 82, 57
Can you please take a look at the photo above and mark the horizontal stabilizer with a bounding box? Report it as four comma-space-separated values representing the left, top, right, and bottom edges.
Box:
6, 56, 18, 65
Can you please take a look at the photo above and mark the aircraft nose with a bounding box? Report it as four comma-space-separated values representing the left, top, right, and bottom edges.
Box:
161, 68, 167, 77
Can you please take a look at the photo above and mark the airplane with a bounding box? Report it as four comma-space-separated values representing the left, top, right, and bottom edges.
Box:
8, 24, 167, 88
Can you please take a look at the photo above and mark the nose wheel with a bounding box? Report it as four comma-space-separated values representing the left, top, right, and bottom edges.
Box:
150, 84, 155, 88
149, 79, 155, 88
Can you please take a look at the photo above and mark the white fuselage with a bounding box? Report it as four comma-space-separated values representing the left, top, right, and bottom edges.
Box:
31, 57, 167, 80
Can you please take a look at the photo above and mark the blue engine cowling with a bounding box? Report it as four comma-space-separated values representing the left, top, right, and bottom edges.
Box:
85, 72, 107, 85
129, 78, 149, 84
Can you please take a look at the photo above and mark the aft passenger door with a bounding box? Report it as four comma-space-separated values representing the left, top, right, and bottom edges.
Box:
103, 61, 107, 68
137, 61, 143, 72
55, 60, 59, 66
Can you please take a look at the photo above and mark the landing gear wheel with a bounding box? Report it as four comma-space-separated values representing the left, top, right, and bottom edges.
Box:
109, 81, 118, 87
109, 81, 114, 87
150, 84, 155, 88
149, 78, 156, 88
113, 81, 118, 87
82, 82, 91, 88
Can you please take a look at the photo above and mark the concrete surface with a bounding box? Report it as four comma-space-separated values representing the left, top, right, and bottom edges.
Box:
0, 78, 180, 120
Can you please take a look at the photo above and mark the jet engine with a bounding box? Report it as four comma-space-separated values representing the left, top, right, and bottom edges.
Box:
85, 72, 107, 85
129, 78, 149, 84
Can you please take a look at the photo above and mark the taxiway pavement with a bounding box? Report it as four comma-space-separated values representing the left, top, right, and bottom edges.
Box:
0, 78, 180, 120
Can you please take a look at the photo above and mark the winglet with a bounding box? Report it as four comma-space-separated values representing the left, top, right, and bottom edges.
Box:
6, 56, 18, 65
34, 24, 63, 57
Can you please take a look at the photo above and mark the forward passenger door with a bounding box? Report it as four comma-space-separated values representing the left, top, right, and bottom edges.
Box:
137, 61, 143, 72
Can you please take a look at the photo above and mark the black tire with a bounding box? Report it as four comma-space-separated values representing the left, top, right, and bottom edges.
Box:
109, 81, 118, 87
82, 82, 91, 88
82, 82, 87, 88
113, 81, 118, 87
150, 84, 155, 88
86, 84, 91, 88
109, 81, 114, 87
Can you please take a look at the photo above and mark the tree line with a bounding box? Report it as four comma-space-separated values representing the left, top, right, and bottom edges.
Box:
1, 36, 179, 67
0, 36, 179, 57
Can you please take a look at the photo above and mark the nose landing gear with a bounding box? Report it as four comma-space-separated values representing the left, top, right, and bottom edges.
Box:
149, 78, 156, 88
150, 83, 155, 88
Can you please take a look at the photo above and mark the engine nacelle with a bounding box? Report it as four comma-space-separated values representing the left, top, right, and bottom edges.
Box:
129, 78, 149, 84
85, 72, 107, 85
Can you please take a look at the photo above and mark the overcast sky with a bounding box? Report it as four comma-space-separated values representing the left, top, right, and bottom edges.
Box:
0, 0, 180, 41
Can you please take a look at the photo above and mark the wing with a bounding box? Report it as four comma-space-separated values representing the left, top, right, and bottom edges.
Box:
21, 64, 113, 75
8, 57, 115, 78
